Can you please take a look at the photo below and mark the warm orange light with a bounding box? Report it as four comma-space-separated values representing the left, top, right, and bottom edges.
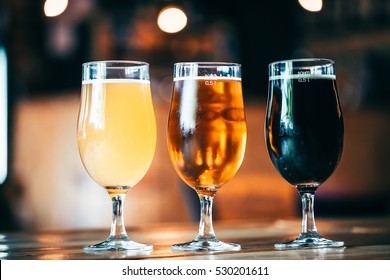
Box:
44, 0, 68, 17
298, 0, 322, 12
157, 6, 187, 33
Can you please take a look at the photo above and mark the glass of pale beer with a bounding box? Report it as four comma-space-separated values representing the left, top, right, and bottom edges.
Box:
77, 61, 156, 251
265, 58, 344, 249
167, 62, 247, 252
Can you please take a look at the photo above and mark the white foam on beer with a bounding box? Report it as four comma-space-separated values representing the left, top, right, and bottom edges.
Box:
82, 79, 150, 85
269, 74, 335, 80
174, 76, 241, 81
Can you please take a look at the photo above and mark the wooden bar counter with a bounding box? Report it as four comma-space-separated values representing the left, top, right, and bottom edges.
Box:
1, 218, 390, 260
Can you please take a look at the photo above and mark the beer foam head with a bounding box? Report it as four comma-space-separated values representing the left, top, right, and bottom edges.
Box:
174, 75, 241, 81
269, 73, 336, 81
82, 79, 150, 85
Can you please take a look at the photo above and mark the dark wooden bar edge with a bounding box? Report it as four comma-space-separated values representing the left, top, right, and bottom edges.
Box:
1, 218, 390, 260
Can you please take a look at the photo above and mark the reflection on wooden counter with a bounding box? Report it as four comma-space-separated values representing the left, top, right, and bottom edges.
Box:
1, 218, 390, 260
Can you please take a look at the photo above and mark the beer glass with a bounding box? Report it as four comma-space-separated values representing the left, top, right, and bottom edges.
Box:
77, 61, 156, 251
265, 58, 344, 249
167, 62, 247, 252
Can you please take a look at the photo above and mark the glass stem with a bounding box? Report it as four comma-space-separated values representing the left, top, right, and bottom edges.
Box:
298, 186, 320, 238
108, 193, 129, 240
196, 194, 216, 241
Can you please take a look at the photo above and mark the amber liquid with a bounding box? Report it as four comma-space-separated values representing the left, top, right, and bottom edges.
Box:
167, 78, 247, 196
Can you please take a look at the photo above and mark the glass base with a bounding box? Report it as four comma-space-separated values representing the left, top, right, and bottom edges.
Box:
172, 238, 241, 252
83, 237, 153, 252
275, 236, 344, 249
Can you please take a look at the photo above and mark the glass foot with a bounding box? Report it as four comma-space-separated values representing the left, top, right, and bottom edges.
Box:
275, 236, 344, 249
172, 237, 241, 252
83, 237, 153, 252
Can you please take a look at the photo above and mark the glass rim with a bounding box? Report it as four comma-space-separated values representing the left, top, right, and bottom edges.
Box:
269, 58, 334, 68
82, 60, 149, 68
174, 61, 241, 67
82, 60, 150, 82
174, 61, 241, 80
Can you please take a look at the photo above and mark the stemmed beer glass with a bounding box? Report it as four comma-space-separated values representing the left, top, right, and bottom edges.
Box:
265, 58, 344, 249
167, 62, 247, 252
77, 61, 156, 251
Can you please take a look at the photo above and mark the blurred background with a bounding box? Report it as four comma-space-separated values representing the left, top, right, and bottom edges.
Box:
0, 0, 390, 231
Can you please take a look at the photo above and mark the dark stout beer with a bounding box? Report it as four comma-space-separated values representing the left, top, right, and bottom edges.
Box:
266, 75, 343, 187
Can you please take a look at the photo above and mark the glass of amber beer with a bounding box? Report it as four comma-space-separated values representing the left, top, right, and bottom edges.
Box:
265, 58, 344, 249
167, 62, 247, 252
77, 61, 156, 251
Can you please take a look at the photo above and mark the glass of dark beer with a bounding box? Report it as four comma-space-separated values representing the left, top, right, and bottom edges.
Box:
265, 58, 344, 249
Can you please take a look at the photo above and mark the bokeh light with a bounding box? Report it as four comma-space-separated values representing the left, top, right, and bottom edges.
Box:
44, 0, 69, 17
298, 0, 322, 12
157, 6, 187, 33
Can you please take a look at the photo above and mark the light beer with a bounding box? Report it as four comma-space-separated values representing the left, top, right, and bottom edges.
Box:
78, 79, 157, 190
